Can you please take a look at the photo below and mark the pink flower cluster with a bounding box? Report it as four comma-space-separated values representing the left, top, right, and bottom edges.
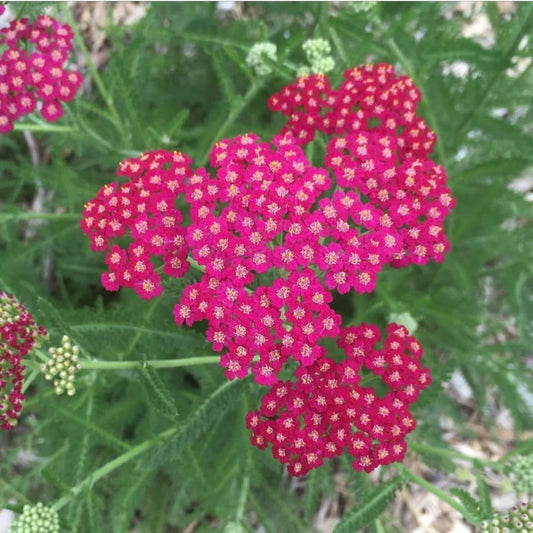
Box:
81, 64, 454, 475
80, 150, 193, 299
1, 291, 47, 430
268, 63, 435, 158
0, 14, 82, 132
247, 323, 429, 476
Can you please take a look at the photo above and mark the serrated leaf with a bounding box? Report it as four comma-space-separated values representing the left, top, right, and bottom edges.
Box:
222, 45, 254, 81
476, 472, 492, 519
449, 488, 481, 521
212, 50, 238, 105
145, 378, 244, 469
138, 362, 179, 418
167, 109, 190, 138
333, 478, 402, 533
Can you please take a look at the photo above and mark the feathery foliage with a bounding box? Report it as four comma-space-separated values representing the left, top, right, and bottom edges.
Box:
1, 2, 532, 531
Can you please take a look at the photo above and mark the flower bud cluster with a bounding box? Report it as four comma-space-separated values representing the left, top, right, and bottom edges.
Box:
508, 454, 533, 495
41, 335, 80, 396
1, 291, 47, 430
480, 499, 533, 533
10, 502, 60, 533
0, 14, 82, 132
302, 38, 335, 74
246, 42, 277, 76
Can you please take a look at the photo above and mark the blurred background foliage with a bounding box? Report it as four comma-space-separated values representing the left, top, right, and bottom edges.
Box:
0, 2, 532, 532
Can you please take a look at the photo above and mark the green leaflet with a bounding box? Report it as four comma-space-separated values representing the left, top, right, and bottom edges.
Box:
476, 472, 492, 519
449, 488, 482, 522
333, 478, 402, 533
144, 377, 244, 469
137, 362, 179, 419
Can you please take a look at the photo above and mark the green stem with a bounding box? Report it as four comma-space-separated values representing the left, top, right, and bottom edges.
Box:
329, 26, 349, 64
236, 395, 251, 522
22, 367, 41, 393
60, 5, 124, 136
13, 123, 77, 133
80, 356, 220, 370
199, 81, 265, 166
409, 441, 502, 469
456, 4, 533, 138
1, 212, 79, 222
394, 464, 480, 526
188, 255, 206, 274
305, 140, 315, 166
374, 16, 447, 166
34, 349, 50, 363
52, 425, 178, 511
124, 297, 161, 358
375, 518, 386, 533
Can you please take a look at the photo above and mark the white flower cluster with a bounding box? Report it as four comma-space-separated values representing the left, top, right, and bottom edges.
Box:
246, 42, 277, 76
9, 502, 60, 533
348, 1, 377, 14
302, 38, 334, 74
41, 335, 81, 396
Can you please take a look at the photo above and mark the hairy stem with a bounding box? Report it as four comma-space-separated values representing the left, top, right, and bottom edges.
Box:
1, 212, 79, 222
199, 81, 265, 166
80, 356, 220, 370
394, 464, 481, 526
52, 425, 178, 511
60, 5, 125, 137
13, 123, 77, 133
409, 441, 502, 469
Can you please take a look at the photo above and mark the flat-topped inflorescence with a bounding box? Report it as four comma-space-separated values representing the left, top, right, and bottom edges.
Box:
246, 323, 430, 476
0, 13, 82, 132
80, 63, 455, 476
1, 291, 47, 430
80, 150, 194, 299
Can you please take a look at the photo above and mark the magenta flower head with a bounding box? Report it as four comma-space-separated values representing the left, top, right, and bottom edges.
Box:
1, 291, 47, 430
80, 150, 194, 299
0, 13, 82, 132
81, 63, 455, 476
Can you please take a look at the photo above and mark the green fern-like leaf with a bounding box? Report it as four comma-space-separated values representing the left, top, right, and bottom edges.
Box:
449, 488, 481, 521
476, 472, 492, 520
333, 478, 402, 533
137, 363, 179, 419
145, 377, 244, 469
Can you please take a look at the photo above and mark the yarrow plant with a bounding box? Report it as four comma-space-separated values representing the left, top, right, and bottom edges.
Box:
81, 63, 455, 476
0, 11, 82, 132
0, 291, 47, 429
5, 2, 533, 531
